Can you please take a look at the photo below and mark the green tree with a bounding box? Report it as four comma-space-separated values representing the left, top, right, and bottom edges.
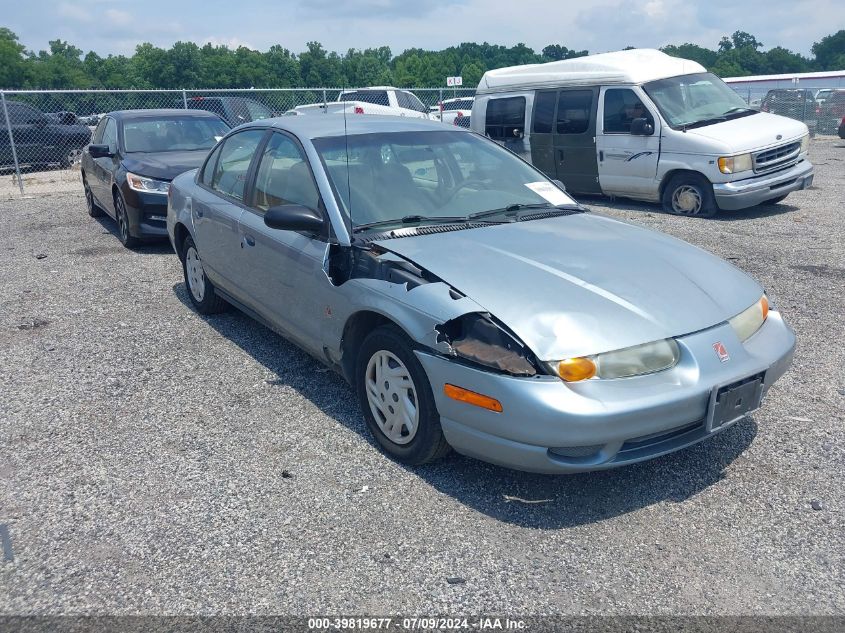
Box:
811, 30, 845, 70
0, 27, 27, 88
661, 43, 718, 68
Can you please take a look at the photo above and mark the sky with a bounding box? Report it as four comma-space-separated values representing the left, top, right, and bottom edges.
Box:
5, 0, 843, 58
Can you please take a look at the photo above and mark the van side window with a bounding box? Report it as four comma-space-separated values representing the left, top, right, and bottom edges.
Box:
556, 90, 593, 134
603, 89, 654, 134
533, 91, 556, 133
485, 97, 525, 141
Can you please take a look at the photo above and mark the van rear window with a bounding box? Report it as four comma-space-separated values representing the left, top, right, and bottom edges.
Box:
485, 97, 526, 141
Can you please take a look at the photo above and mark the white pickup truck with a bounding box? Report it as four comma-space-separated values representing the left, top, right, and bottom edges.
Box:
290, 87, 431, 118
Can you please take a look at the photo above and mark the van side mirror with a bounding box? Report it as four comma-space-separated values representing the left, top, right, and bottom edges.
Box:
88, 144, 113, 158
264, 204, 324, 233
630, 118, 654, 136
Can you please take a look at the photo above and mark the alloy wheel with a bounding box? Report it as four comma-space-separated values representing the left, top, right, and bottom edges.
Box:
365, 350, 419, 445
115, 195, 130, 243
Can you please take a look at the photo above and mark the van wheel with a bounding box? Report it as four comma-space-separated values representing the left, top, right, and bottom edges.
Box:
356, 325, 451, 466
662, 174, 717, 218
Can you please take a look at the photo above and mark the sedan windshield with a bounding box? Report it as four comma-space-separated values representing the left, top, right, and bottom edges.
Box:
643, 72, 758, 129
122, 117, 230, 153
312, 130, 577, 232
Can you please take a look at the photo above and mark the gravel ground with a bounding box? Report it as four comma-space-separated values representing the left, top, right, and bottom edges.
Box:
0, 137, 843, 617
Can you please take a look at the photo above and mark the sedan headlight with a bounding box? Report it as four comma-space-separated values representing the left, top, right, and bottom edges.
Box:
800, 133, 810, 154
717, 153, 753, 174
729, 295, 769, 342
546, 338, 680, 382
126, 172, 170, 194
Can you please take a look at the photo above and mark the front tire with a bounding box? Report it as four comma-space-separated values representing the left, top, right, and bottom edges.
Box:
113, 190, 139, 248
662, 173, 717, 218
181, 236, 227, 315
83, 176, 103, 217
356, 326, 450, 465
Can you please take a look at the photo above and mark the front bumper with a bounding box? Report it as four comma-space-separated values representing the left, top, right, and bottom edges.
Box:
122, 186, 169, 239
416, 311, 795, 473
712, 159, 813, 210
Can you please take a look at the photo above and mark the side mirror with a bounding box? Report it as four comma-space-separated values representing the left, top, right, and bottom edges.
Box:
512, 128, 524, 138
88, 144, 113, 158
630, 117, 654, 136
264, 204, 324, 233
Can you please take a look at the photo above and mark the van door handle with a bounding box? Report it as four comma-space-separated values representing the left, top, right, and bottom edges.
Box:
557, 149, 564, 161
599, 150, 604, 162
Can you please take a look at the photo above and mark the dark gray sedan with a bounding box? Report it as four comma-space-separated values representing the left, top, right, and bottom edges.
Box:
167, 116, 795, 473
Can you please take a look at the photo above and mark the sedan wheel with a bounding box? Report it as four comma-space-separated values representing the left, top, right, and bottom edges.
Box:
83, 177, 103, 217
356, 325, 450, 465
113, 192, 139, 248
180, 235, 227, 314
365, 350, 419, 445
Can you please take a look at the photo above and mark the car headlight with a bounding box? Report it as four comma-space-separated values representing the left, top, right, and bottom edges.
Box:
546, 338, 680, 382
729, 295, 769, 342
126, 172, 170, 194
800, 133, 810, 154
717, 153, 753, 174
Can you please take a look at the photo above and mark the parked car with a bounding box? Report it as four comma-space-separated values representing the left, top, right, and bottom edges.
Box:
839, 116, 845, 139
45, 111, 82, 126
760, 89, 818, 135
167, 116, 795, 473
0, 101, 91, 169
186, 96, 273, 128
814, 88, 834, 105
291, 87, 430, 118
472, 49, 814, 216
818, 90, 845, 135
81, 109, 229, 247
453, 114, 471, 128
430, 97, 476, 125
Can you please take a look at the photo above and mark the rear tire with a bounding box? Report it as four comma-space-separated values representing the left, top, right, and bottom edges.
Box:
356, 325, 450, 465
662, 173, 717, 218
181, 235, 228, 315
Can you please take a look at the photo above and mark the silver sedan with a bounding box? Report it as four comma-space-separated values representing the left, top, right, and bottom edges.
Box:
167, 116, 795, 473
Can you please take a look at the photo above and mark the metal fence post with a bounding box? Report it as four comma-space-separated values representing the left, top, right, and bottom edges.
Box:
322, 89, 327, 113
1, 91, 25, 196
182, 89, 188, 109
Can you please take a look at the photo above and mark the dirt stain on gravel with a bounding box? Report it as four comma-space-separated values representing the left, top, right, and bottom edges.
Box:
70, 244, 126, 257
790, 264, 845, 280
15, 318, 50, 330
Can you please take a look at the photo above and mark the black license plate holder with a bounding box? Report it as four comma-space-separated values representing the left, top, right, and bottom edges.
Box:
706, 373, 765, 432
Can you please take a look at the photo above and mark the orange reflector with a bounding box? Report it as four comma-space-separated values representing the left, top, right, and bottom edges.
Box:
444, 384, 503, 412
761, 295, 769, 321
557, 357, 597, 382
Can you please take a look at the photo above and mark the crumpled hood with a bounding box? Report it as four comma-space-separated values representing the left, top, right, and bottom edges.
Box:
375, 213, 763, 360
677, 112, 808, 154
121, 150, 210, 181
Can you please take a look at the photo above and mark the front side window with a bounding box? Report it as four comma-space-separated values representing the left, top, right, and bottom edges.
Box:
313, 130, 577, 231
102, 118, 118, 153
339, 91, 390, 107
252, 133, 320, 212
200, 144, 222, 185
92, 118, 107, 144
485, 97, 526, 141
210, 129, 266, 201
556, 90, 593, 134
402, 91, 427, 113
122, 117, 229, 153
644, 72, 755, 129
603, 89, 654, 134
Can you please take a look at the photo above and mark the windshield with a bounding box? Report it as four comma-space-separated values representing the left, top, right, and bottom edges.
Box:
643, 72, 756, 128
312, 130, 577, 232
122, 117, 229, 153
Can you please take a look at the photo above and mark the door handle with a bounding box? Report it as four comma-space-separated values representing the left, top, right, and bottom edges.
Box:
599, 150, 604, 162
243, 235, 256, 247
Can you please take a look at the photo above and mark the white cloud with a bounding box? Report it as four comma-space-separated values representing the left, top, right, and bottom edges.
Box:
57, 2, 92, 22
105, 9, 133, 27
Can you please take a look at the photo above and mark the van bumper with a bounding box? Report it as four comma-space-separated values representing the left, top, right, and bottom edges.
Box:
713, 159, 813, 210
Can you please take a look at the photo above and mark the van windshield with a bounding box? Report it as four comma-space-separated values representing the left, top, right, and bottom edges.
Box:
643, 72, 757, 129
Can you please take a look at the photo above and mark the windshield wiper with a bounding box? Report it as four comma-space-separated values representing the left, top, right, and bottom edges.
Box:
353, 214, 483, 233
467, 202, 554, 221
682, 116, 727, 130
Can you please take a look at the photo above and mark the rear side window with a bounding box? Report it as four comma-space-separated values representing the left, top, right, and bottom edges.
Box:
340, 91, 390, 107
533, 91, 556, 133
210, 129, 266, 202
485, 97, 526, 141
556, 90, 593, 134
188, 98, 225, 117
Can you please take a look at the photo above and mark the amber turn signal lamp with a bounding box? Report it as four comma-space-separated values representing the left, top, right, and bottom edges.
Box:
557, 357, 597, 382
444, 384, 503, 413
761, 295, 769, 321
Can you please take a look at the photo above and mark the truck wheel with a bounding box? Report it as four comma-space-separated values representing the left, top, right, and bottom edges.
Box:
662, 174, 717, 218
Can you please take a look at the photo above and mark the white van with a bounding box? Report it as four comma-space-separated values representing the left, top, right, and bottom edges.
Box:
472, 49, 814, 217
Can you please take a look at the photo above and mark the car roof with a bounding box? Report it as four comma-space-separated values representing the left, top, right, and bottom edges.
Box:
233, 115, 471, 140
107, 109, 226, 120
477, 49, 706, 93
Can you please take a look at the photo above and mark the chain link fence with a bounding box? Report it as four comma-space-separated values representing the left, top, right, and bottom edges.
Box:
0, 87, 478, 197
